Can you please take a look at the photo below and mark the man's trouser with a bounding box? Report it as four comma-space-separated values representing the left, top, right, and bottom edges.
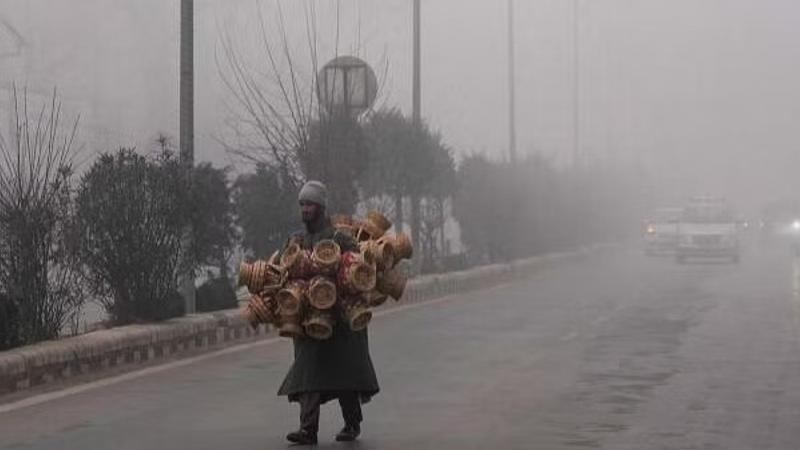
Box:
299, 392, 363, 433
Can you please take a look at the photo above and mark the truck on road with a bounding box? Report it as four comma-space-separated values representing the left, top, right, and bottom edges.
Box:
676, 197, 740, 264
643, 207, 683, 255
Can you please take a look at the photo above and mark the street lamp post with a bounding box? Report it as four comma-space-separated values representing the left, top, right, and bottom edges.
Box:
180, 0, 195, 313
413, 0, 421, 127
573, 0, 580, 167
508, 0, 517, 163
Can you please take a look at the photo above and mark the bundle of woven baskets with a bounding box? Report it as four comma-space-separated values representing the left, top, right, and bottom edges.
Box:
239, 210, 412, 340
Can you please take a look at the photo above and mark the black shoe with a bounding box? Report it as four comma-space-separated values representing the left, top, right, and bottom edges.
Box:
286, 429, 317, 445
335, 424, 361, 442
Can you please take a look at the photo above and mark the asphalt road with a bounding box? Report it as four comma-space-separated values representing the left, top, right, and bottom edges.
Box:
2, 242, 800, 450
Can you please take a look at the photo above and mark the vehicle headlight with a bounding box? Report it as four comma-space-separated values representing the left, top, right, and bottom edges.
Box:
792, 220, 800, 231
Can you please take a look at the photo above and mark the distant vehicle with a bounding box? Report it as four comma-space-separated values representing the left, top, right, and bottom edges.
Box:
755, 200, 800, 253
643, 207, 683, 255
763, 214, 800, 255
676, 197, 740, 263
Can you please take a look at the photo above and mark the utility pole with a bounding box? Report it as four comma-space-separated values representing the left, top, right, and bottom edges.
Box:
180, 0, 195, 313
507, 0, 517, 162
408, 0, 422, 265
572, 0, 580, 167
412, 0, 421, 126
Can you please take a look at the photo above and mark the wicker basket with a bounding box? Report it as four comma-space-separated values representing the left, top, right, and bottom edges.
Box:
353, 210, 391, 242
281, 243, 314, 278
360, 239, 395, 271
367, 210, 392, 233
238, 260, 285, 294
307, 276, 337, 310
330, 214, 354, 237
276, 279, 307, 316
343, 303, 373, 331
338, 251, 377, 293
245, 294, 275, 325
243, 303, 260, 328
377, 266, 408, 301
311, 239, 341, 274
383, 232, 412, 261
304, 309, 335, 340
363, 289, 389, 308
332, 213, 353, 227
355, 220, 382, 242
278, 320, 304, 338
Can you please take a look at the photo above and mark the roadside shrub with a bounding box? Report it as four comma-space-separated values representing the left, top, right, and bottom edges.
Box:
76, 148, 189, 325
195, 277, 237, 312
233, 164, 298, 258
0, 87, 84, 347
0, 292, 20, 350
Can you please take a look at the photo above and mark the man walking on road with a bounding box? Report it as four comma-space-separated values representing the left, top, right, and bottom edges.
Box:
278, 180, 380, 445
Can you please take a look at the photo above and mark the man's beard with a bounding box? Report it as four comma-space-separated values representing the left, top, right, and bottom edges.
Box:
302, 211, 317, 223
302, 208, 324, 229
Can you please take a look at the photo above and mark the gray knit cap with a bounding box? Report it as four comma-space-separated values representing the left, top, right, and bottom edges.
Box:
298, 180, 327, 208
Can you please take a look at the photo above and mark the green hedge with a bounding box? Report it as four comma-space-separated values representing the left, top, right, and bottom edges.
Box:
196, 277, 238, 312
0, 293, 21, 351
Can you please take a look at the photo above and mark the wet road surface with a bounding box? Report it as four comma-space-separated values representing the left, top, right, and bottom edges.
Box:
2, 243, 800, 449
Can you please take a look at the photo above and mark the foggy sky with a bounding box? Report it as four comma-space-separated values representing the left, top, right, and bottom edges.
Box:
1, 0, 799, 213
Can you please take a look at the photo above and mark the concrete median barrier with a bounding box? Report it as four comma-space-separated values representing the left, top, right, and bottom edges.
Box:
0, 244, 612, 399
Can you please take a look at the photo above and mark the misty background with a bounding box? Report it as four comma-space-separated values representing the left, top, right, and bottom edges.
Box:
0, 0, 798, 214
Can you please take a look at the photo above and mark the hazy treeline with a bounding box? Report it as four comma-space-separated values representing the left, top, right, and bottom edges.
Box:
454, 154, 646, 264
0, 85, 646, 351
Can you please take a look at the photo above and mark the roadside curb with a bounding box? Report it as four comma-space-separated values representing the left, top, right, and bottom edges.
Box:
0, 244, 613, 399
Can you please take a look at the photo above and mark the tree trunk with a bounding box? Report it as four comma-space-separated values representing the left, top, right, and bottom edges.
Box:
439, 197, 447, 256
394, 191, 403, 233
410, 194, 421, 258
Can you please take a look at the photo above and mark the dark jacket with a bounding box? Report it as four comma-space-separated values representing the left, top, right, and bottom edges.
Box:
277, 216, 380, 404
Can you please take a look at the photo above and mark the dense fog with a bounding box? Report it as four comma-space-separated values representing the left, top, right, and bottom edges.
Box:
2, 1, 798, 215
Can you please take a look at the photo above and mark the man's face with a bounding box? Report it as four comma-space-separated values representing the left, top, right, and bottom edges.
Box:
300, 200, 321, 223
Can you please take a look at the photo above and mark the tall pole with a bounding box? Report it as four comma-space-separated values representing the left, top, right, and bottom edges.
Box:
572, 0, 580, 167
507, 0, 517, 162
180, 0, 194, 167
409, 0, 422, 267
180, 0, 195, 313
412, 0, 421, 126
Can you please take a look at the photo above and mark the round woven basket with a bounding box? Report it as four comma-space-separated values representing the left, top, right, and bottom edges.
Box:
281, 244, 314, 278
311, 239, 341, 274
307, 276, 337, 310
377, 266, 408, 301
276, 280, 307, 316
392, 232, 413, 260
238, 260, 285, 294
267, 249, 280, 265
279, 321, 304, 338
355, 219, 385, 241
332, 214, 354, 228
363, 290, 389, 308
246, 294, 275, 324
343, 304, 373, 331
338, 252, 376, 293
362, 239, 395, 271
243, 303, 260, 328
331, 214, 355, 238
367, 210, 392, 233
304, 309, 334, 340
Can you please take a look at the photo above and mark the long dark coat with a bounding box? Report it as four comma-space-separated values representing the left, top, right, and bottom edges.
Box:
277, 217, 380, 404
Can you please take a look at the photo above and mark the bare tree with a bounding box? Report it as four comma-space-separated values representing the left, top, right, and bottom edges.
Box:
217, 1, 388, 213
0, 86, 83, 346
